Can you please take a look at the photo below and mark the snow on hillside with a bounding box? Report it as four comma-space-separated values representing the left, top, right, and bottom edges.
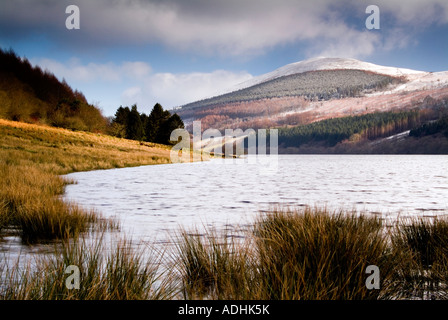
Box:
232, 57, 427, 92
367, 71, 448, 96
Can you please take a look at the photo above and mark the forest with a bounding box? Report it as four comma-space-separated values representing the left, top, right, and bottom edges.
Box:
277, 102, 448, 149
0, 48, 184, 145
180, 69, 404, 111
409, 116, 448, 138
0, 48, 107, 133
109, 103, 184, 144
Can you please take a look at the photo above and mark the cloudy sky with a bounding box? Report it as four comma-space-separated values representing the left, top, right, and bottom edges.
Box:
1, 0, 447, 116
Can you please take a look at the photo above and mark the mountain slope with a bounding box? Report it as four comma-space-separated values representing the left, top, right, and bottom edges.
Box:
180, 69, 402, 111
232, 57, 425, 91
177, 57, 448, 135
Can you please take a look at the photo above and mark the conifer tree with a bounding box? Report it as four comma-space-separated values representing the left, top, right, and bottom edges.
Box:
145, 103, 170, 142
156, 113, 185, 144
125, 105, 144, 141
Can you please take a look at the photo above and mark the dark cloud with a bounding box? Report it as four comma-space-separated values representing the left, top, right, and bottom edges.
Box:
1, 0, 447, 58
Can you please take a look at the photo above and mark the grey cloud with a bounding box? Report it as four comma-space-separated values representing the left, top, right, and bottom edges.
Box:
1, 0, 447, 58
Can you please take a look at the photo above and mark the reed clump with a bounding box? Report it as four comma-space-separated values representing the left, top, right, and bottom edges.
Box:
0, 233, 176, 300
175, 208, 448, 300
253, 208, 396, 299
391, 216, 448, 299
174, 227, 257, 299
176, 208, 396, 299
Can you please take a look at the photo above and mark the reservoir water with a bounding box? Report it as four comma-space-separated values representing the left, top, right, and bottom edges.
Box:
62, 155, 448, 246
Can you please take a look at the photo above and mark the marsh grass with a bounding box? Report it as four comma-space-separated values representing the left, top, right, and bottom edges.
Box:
0, 232, 176, 300
391, 216, 448, 299
175, 208, 448, 300
175, 208, 393, 299
253, 208, 396, 300
3, 206, 448, 300
0, 119, 171, 243
174, 227, 257, 299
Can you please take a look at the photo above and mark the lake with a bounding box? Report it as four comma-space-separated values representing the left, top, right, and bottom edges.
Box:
62, 155, 448, 246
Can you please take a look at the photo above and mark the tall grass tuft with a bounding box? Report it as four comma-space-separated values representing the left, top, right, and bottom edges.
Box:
0, 233, 176, 300
391, 216, 448, 299
175, 208, 406, 300
17, 199, 97, 244
174, 228, 256, 299
253, 208, 399, 299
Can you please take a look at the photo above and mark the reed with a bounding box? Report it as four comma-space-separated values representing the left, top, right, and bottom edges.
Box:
254, 207, 401, 299
390, 216, 448, 299
0, 232, 176, 300
175, 207, 405, 300
3, 207, 448, 300
174, 227, 257, 299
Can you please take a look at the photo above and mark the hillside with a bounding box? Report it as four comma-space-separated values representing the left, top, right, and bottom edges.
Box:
176, 57, 448, 134
276, 98, 448, 154
231, 57, 425, 91
175, 57, 448, 153
0, 48, 107, 132
0, 118, 174, 243
180, 69, 402, 112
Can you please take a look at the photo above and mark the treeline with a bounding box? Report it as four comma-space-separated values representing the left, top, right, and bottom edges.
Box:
410, 116, 448, 139
278, 108, 443, 148
0, 48, 107, 132
110, 103, 184, 144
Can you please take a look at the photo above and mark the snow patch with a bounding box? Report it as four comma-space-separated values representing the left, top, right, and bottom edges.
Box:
367, 71, 448, 96
232, 57, 427, 92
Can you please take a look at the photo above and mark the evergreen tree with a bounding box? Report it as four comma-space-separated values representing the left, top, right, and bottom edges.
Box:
156, 113, 185, 144
110, 103, 185, 144
125, 105, 144, 141
145, 103, 170, 142
113, 106, 130, 125
109, 106, 130, 138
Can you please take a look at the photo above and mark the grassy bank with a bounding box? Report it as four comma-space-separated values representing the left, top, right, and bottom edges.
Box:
0, 119, 173, 243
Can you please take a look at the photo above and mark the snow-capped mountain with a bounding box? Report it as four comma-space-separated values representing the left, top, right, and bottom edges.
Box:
232, 57, 426, 92
177, 57, 448, 136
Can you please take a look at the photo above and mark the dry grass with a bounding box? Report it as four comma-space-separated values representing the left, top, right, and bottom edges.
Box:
252, 208, 392, 299
3, 205, 448, 300
174, 227, 257, 299
175, 208, 398, 300
174, 208, 448, 300
0, 233, 176, 300
0, 119, 172, 243
391, 216, 448, 299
